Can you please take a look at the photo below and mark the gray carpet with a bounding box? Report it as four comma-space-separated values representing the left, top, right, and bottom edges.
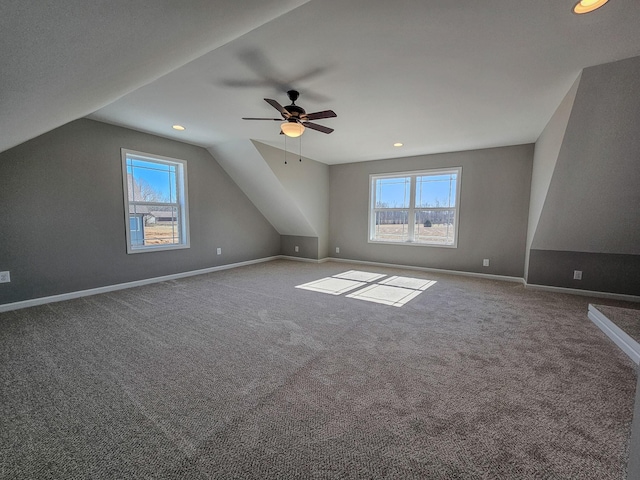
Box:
0, 260, 636, 479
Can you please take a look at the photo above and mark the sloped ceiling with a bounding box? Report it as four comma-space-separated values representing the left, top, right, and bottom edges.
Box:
531, 55, 640, 255
0, 0, 309, 154
3, 0, 640, 164
208, 139, 318, 238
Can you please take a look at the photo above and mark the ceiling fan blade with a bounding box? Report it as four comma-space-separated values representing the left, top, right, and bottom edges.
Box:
304, 122, 334, 134
242, 117, 282, 121
264, 98, 288, 116
304, 110, 337, 121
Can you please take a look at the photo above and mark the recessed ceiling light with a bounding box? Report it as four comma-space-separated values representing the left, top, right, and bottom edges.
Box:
172, 125, 185, 131
393, 143, 403, 147
573, 0, 609, 14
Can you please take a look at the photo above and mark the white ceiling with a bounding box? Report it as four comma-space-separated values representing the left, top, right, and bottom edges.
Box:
0, 0, 308, 154
5, 0, 640, 164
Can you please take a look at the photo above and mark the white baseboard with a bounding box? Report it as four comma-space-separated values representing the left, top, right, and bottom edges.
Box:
323, 257, 640, 302
277, 255, 329, 264
588, 304, 640, 364
3, 255, 637, 313
325, 257, 525, 284
0, 256, 280, 313
525, 283, 640, 303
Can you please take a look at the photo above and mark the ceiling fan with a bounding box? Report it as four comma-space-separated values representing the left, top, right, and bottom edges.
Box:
242, 90, 336, 137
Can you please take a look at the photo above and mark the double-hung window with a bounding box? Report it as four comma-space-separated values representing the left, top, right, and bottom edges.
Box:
121, 149, 190, 253
369, 167, 461, 247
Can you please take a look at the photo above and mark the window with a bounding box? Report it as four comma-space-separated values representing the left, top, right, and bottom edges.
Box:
369, 167, 461, 247
121, 149, 190, 253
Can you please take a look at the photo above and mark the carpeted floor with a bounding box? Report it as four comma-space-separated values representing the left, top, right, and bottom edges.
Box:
0, 260, 637, 479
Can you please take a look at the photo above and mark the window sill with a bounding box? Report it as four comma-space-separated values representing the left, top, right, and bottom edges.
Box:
127, 243, 190, 254
367, 239, 457, 248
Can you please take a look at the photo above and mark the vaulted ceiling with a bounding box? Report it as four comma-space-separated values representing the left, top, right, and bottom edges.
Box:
3, 0, 640, 164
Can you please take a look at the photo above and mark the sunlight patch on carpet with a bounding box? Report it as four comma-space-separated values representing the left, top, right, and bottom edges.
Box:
332, 270, 387, 282
378, 276, 437, 291
295, 271, 436, 307
295, 277, 366, 295
345, 284, 423, 307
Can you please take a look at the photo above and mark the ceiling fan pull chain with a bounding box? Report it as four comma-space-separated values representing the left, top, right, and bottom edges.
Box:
284, 134, 288, 164
299, 135, 302, 162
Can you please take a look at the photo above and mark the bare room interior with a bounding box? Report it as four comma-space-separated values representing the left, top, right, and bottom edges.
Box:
1, 1, 640, 478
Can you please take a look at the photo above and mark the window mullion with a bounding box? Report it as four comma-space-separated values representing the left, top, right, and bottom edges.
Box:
370, 178, 377, 240
408, 175, 417, 242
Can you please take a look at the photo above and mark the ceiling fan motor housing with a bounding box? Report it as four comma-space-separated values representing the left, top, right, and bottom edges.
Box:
284, 104, 305, 118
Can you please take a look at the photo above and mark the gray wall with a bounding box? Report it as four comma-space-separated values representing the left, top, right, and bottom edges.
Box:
528, 251, 640, 296
525, 73, 581, 279
528, 55, 640, 295
0, 119, 281, 305
329, 144, 533, 277
255, 141, 330, 259
280, 235, 319, 260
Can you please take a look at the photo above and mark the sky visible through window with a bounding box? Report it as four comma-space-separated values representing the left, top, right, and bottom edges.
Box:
127, 158, 177, 203
375, 174, 456, 208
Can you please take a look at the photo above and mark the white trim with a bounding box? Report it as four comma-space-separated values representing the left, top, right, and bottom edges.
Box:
328, 258, 640, 300
368, 167, 462, 248
588, 304, 640, 364
0, 256, 280, 313
524, 282, 640, 302
3, 254, 636, 313
278, 255, 330, 264
367, 239, 458, 249
121, 148, 190, 254
326, 257, 524, 283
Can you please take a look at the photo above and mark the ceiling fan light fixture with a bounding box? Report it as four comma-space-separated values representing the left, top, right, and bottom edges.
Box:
281, 121, 305, 138
573, 0, 609, 14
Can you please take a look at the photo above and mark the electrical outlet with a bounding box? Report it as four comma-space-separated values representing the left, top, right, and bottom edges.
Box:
336, 247, 340, 254
295, 246, 299, 253
483, 259, 490, 267
573, 270, 582, 280
0, 271, 10, 283
216, 248, 222, 255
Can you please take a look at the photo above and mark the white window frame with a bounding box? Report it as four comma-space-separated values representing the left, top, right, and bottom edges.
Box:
368, 167, 462, 248
121, 149, 190, 254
